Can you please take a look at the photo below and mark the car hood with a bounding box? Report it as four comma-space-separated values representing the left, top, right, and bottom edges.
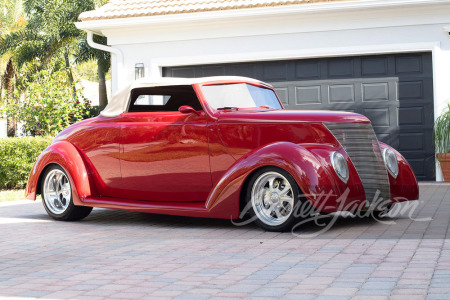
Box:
216, 109, 370, 124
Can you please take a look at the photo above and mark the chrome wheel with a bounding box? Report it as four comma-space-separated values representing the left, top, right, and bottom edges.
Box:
43, 168, 71, 215
251, 171, 295, 226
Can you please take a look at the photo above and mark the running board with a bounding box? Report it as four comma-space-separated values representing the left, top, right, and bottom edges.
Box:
82, 196, 210, 218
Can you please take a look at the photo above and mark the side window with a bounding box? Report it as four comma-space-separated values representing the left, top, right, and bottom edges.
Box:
127, 85, 203, 113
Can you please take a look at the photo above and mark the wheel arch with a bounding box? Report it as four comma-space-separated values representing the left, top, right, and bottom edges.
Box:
205, 142, 343, 218
26, 141, 94, 205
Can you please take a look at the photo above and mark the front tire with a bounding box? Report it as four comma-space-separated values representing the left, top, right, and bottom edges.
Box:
41, 165, 92, 221
355, 204, 393, 220
372, 204, 393, 219
246, 167, 301, 232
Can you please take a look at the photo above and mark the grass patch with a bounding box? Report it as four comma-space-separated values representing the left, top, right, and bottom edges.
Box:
0, 189, 26, 202
0, 190, 41, 202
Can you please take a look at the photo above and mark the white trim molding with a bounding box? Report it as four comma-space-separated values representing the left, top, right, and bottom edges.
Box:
152, 42, 441, 69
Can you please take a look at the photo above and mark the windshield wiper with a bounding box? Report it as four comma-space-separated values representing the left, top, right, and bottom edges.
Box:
258, 106, 274, 109
217, 107, 239, 111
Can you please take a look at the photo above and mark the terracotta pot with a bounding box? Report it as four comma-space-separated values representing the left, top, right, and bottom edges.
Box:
437, 153, 450, 182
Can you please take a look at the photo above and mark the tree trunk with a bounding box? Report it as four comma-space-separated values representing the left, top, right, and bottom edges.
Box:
98, 62, 107, 107
5, 59, 16, 137
63, 50, 77, 99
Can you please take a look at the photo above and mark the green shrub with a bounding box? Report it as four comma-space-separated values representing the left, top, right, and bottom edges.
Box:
3, 67, 97, 137
0, 136, 53, 190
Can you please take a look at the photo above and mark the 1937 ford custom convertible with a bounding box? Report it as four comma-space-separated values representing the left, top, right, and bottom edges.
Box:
26, 76, 419, 231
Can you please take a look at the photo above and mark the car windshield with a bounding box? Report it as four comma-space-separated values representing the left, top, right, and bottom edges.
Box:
201, 83, 282, 110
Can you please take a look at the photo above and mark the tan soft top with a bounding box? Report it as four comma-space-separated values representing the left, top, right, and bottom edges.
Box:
100, 76, 267, 117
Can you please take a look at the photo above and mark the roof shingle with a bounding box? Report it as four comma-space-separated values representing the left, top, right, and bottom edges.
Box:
79, 0, 347, 21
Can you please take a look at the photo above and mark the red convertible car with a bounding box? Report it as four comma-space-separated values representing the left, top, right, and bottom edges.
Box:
26, 76, 419, 231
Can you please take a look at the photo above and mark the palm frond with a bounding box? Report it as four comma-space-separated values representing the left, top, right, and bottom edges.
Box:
434, 104, 450, 159
0, 0, 26, 36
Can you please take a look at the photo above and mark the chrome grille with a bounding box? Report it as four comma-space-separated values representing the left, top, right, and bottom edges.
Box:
325, 122, 390, 209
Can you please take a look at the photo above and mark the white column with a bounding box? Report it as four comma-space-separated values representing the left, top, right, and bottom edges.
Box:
432, 33, 450, 181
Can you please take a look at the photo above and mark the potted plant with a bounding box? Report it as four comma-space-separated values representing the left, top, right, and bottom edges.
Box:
434, 104, 450, 182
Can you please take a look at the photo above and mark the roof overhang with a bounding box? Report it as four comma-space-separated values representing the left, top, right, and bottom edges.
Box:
75, 0, 450, 36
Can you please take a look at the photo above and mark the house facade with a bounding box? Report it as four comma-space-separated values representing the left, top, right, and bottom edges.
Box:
76, 0, 450, 181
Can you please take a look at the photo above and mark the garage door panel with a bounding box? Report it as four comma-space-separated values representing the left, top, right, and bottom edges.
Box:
399, 133, 425, 152
362, 82, 390, 102
295, 86, 322, 105
263, 63, 289, 81
295, 60, 321, 79
327, 58, 355, 78
273, 87, 289, 105
403, 128, 434, 155
363, 108, 391, 128
399, 106, 425, 125
328, 84, 356, 103
231, 64, 256, 78
399, 81, 424, 100
395, 55, 424, 74
361, 56, 389, 77
164, 52, 434, 180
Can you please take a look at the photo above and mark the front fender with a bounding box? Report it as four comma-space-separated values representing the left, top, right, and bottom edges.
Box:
205, 142, 356, 218
25, 141, 92, 206
379, 142, 419, 203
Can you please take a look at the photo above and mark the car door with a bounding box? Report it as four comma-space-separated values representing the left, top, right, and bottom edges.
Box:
67, 116, 123, 198
118, 85, 212, 202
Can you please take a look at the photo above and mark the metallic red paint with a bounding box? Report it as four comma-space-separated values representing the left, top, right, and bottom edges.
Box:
26, 78, 419, 221
119, 111, 211, 202
379, 142, 420, 203
215, 109, 371, 124
53, 115, 123, 198
26, 141, 93, 205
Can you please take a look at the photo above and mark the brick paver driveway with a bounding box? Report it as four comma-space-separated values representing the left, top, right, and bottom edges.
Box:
0, 183, 449, 300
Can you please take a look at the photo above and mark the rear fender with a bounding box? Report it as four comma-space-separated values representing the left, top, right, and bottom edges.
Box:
26, 141, 92, 206
205, 142, 347, 218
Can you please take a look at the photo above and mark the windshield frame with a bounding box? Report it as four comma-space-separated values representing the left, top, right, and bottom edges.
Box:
195, 81, 284, 115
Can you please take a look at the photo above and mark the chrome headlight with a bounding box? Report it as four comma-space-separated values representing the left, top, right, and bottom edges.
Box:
382, 148, 399, 178
331, 151, 349, 183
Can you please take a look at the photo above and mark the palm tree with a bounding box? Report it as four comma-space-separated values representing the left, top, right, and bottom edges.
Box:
21, 0, 110, 105
1, 0, 111, 106
0, 0, 26, 136
1, 0, 111, 133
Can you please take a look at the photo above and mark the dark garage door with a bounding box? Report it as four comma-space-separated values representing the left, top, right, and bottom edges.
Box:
164, 53, 435, 180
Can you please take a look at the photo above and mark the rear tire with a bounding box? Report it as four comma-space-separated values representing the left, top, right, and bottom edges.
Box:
245, 167, 301, 232
41, 165, 92, 221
